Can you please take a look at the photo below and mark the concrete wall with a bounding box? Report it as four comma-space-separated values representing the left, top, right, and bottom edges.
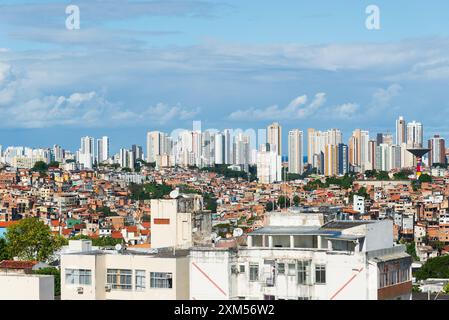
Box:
190, 247, 382, 300
190, 249, 231, 300
61, 253, 189, 300
0, 274, 54, 300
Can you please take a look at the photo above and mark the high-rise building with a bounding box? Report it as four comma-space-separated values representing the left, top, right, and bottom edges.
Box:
234, 133, 251, 165
307, 128, 342, 170
338, 144, 349, 175
324, 144, 338, 176
267, 122, 282, 156
428, 135, 446, 166
223, 129, 232, 164
214, 133, 225, 165
288, 130, 304, 175
79, 136, 95, 169
131, 144, 143, 161
257, 144, 282, 184
96, 136, 110, 164
147, 131, 169, 163
349, 129, 370, 172
407, 121, 423, 148
396, 116, 406, 145
52, 145, 64, 163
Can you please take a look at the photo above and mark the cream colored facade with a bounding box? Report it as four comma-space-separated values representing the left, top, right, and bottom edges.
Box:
150, 196, 211, 249
61, 241, 189, 300
0, 274, 54, 300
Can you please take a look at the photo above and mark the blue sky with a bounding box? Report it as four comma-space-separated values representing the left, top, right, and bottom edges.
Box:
1, 0, 449, 153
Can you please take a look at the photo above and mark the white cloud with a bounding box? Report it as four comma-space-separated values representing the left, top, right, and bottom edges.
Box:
145, 103, 200, 124
372, 84, 402, 109
329, 103, 360, 119
228, 93, 327, 121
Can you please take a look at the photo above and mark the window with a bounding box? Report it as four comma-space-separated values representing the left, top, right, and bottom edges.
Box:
65, 269, 92, 285
249, 264, 259, 281
239, 265, 245, 273
297, 261, 311, 285
150, 272, 173, 288
106, 269, 132, 290
288, 263, 296, 276
277, 263, 285, 275
315, 265, 326, 284
135, 270, 146, 291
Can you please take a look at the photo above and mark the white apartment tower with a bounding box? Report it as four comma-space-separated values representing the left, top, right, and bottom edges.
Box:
396, 116, 406, 145
406, 121, 423, 148
288, 129, 304, 175
267, 122, 282, 157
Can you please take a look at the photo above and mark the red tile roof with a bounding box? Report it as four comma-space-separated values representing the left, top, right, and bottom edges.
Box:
0, 260, 38, 269
0, 221, 18, 228
126, 226, 138, 233
111, 231, 123, 239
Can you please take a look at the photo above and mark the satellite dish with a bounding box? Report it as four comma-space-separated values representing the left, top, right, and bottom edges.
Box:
233, 228, 244, 237
170, 188, 180, 199
115, 244, 122, 251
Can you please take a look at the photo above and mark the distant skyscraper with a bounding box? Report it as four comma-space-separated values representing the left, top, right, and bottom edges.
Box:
96, 136, 110, 163
132, 144, 143, 161
407, 121, 423, 148
349, 129, 370, 172
79, 136, 94, 169
146, 131, 166, 163
223, 129, 232, 164
214, 133, 225, 165
267, 122, 282, 156
428, 135, 446, 166
396, 116, 406, 145
257, 144, 282, 184
338, 144, 349, 175
52, 145, 64, 162
307, 128, 342, 170
288, 130, 304, 175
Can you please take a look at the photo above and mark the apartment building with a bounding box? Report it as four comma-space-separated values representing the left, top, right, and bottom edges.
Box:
190, 208, 412, 300
61, 240, 189, 300
150, 194, 212, 249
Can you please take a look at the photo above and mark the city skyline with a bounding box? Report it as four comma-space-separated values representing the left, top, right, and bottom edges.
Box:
1, 1, 449, 150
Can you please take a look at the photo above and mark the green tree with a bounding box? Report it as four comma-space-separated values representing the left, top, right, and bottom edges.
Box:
415, 255, 449, 280
5, 218, 65, 262
0, 237, 12, 260
32, 267, 61, 297
278, 196, 291, 209
365, 170, 377, 179
405, 241, 420, 261
265, 201, 275, 212
203, 193, 218, 213
444, 282, 449, 294
393, 169, 413, 180
32, 161, 49, 173
48, 161, 60, 168
293, 195, 300, 206
375, 171, 390, 181
419, 174, 432, 183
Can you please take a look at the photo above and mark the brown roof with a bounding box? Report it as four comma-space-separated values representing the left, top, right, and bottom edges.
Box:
0, 260, 38, 269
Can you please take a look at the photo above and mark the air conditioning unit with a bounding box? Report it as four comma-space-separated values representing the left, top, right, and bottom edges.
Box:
77, 287, 83, 294
105, 284, 112, 292
166, 274, 173, 279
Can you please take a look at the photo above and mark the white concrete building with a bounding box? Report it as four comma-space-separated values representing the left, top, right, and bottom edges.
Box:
151, 195, 212, 249
190, 209, 412, 300
353, 195, 365, 214
257, 145, 282, 184
0, 274, 54, 300
60, 240, 189, 300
